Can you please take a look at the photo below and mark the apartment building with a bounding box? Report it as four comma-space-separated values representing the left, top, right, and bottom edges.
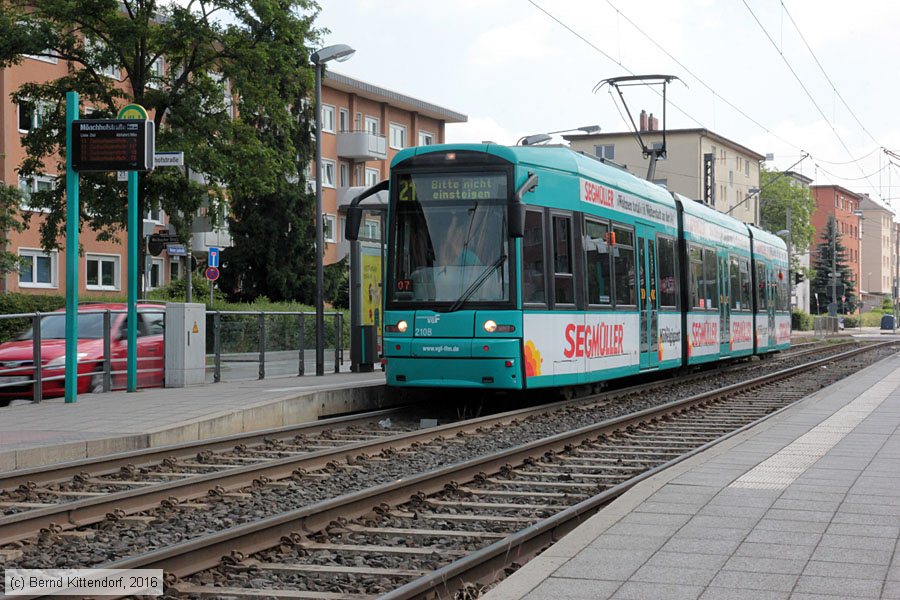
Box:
810, 185, 863, 303
2, 55, 466, 295
566, 113, 765, 225
315, 71, 467, 264
859, 195, 895, 304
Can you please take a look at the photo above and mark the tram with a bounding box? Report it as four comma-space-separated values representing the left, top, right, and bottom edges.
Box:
346, 144, 790, 390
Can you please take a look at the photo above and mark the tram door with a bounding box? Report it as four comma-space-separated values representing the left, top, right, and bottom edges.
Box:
767, 265, 777, 350
719, 253, 731, 355
638, 230, 659, 370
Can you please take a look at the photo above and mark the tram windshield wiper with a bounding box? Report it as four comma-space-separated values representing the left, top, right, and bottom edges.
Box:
445, 254, 507, 313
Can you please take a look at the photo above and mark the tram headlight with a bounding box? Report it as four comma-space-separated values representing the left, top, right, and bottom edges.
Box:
483, 320, 516, 333
483, 320, 497, 333
397, 320, 408, 333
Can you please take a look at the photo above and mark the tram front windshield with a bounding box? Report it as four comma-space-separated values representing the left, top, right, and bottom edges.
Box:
390, 171, 510, 307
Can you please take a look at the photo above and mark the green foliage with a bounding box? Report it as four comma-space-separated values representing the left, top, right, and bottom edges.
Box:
759, 165, 816, 256
809, 216, 856, 314
791, 309, 813, 331
841, 314, 859, 328
325, 258, 349, 309
0, 184, 26, 274
883, 297, 894, 311
861, 311, 885, 327
0, 293, 67, 342
0, 0, 322, 252
146, 273, 226, 304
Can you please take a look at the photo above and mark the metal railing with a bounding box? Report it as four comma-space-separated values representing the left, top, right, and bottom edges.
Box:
206, 310, 344, 383
0, 308, 166, 403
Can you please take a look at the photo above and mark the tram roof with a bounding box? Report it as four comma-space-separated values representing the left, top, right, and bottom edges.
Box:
746, 223, 788, 250
674, 192, 751, 236
392, 143, 677, 210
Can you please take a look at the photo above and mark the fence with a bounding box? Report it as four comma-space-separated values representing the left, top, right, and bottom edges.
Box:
206, 311, 344, 383
0, 307, 166, 403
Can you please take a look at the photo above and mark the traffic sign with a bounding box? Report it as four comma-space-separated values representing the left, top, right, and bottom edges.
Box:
154, 151, 184, 167
205, 266, 220, 281
208, 247, 220, 268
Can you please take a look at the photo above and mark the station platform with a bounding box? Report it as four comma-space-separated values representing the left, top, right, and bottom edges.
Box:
0, 370, 386, 473
486, 351, 900, 599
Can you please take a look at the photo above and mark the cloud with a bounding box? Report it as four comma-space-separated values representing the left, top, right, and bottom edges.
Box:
467, 13, 560, 66
445, 116, 521, 146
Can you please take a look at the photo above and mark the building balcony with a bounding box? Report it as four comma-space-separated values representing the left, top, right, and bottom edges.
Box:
337, 130, 387, 161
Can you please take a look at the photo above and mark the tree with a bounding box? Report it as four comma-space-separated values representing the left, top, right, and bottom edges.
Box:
809, 215, 856, 314
759, 165, 816, 267
0, 0, 320, 255
0, 185, 26, 274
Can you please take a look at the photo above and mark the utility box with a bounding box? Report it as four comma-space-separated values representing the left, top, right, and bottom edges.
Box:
165, 303, 206, 387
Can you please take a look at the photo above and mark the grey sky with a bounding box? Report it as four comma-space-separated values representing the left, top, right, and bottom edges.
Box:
317, 0, 900, 207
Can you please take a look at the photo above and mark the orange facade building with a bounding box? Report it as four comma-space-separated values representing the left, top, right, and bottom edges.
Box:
810, 185, 862, 301
1, 56, 466, 295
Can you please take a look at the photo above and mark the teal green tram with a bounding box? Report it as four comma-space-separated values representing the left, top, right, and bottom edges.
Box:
347, 144, 790, 391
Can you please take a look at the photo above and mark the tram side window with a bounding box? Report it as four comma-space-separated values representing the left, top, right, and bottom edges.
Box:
584, 219, 612, 305
703, 248, 718, 309
739, 259, 752, 311
755, 262, 768, 310
612, 225, 636, 306
657, 236, 678, 308
522, 210, 546, 304
553, 215, 575, 305
689, 245, 703, 309
729, 256, 741, 310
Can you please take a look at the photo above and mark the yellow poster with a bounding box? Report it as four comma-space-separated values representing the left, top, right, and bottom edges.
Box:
362, 253, 382, 341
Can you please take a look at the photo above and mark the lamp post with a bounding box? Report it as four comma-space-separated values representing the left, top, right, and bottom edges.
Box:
518, 125, 601, 146
311, 43, 355, 376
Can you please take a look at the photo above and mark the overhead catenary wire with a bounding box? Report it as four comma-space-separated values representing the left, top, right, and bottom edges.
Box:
529, 0, 889, 199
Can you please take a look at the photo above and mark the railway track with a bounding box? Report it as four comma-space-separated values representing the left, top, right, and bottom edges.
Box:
0, 340, 855, 550
3, 340, 888, 599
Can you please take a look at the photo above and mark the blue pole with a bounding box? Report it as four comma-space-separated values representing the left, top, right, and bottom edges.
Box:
127, 171, 138, 391
64, 92, 79, 403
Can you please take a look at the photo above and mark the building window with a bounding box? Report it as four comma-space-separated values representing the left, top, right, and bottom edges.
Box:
594, 144, 614, 160
321, 159, 336, 188
18, 175, 54, 212
744, 159, 750, 176
363, 218, 380, 241
323, 214, 336, 243
339, 108, 349, 132
86, 254, 120, 291
418, 131, 435, 146
169, 258, 180, 283
364, 116, 379, 135
145, 202, 163, 223
339, 162, 350, 188
389, 123, 406, 149
148, 258, 164, 289
86, 38, 121, 79
147, 56, 164, 88
365, 167, 379, 187
321, 105, 335, 133
19, 248, 57, 288
17, 101, 45, 132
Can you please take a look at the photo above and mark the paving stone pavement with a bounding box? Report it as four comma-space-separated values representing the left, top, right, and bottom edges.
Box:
486, 352, 900, 600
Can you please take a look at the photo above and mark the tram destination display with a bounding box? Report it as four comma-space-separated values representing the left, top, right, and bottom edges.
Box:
71, 119, 155, 172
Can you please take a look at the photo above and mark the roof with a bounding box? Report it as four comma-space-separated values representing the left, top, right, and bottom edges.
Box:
809, 183, 866, 199
324, 71, 467, 124
564, 128, 766, 161
859, 195, 894, 216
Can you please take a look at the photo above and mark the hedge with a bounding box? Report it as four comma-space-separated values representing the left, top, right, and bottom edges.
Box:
791, 309, 813, 331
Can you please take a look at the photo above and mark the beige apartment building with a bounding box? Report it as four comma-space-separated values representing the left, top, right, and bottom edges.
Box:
1, 54, 466, 296
566, 114, 765, 225
859, 195, 895, 303
316, 72, 466, 264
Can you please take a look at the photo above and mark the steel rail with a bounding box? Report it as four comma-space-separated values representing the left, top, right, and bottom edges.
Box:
91, 341, 889, 599
0, 341, 859, 547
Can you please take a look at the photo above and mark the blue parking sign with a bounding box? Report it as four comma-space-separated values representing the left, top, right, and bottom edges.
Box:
208, 247, 220, 268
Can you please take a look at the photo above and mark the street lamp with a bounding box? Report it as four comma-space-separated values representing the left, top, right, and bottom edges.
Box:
518, 124, 601, 146
311, 43, 355, 376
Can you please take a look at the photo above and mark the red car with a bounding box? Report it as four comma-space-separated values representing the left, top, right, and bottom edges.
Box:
0, 303, 165, 404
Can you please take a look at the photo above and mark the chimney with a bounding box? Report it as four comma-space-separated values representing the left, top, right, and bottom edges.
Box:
639, 110, 648, 131
648, 113, 659, 131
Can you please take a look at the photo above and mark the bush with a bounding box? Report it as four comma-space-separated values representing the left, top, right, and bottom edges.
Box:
841, 314, 859, 328
0, 293, 67, 342
883, 298, 894, 312
147, 274, 226, 304
791, 309, 813, 331
861, 311, 885, 327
